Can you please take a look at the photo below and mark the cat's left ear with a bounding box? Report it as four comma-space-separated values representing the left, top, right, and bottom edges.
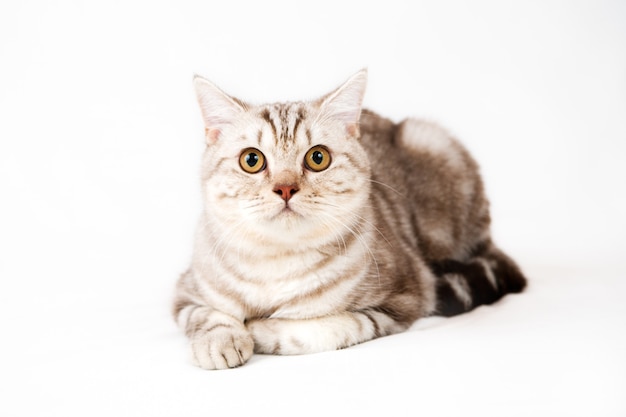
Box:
318, 69, 368, 138
193, 75, 247, 144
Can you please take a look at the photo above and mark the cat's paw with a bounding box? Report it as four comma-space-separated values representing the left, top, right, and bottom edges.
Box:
190, 324, 254, 370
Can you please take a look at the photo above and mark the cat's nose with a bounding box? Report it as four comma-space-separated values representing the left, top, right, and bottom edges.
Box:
273, 184, 299, 202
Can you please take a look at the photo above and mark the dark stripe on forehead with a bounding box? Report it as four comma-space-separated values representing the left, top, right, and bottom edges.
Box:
292, 107, 306, 140
260, 108, 270, 122
260, 104, 308, 148
260, 108, 278, 143
277, 105, 290, 142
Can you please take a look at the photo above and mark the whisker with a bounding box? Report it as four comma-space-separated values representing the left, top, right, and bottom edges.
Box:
315, 215, 349, 257
366, 178, 405, 197
314, 200, 393, 249
199, 217, 248, 280
317, 211, 382, 287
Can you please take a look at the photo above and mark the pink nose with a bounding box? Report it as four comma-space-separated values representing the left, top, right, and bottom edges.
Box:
273, 184, 299, 202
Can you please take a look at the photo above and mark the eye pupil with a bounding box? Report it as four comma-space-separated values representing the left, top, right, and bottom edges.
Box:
311, 151, 324, 165
246, 153, 259, 167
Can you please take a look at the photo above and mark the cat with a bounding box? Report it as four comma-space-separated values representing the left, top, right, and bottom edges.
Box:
172, 69, 527, 370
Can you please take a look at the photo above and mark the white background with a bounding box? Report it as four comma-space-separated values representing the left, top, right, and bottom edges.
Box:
1, 1, 625, 416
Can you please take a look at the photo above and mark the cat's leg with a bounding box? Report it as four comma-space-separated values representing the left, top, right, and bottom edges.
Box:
246, 310, 408, 355
174, 301, 254, 370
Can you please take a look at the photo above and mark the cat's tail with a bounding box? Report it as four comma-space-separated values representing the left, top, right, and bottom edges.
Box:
430, 242, 527, 317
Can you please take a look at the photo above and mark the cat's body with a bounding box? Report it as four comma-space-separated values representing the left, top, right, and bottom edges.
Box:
173, 70, 526, 369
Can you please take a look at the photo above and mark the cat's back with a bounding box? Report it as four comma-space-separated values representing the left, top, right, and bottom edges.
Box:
359, 109, 472, 173
359, 110, 490, 262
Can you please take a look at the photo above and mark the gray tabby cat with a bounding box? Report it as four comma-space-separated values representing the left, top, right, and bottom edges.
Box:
173, 69, 526, 370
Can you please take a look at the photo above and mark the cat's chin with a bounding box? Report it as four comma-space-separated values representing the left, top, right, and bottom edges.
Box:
258, 205, 326, 242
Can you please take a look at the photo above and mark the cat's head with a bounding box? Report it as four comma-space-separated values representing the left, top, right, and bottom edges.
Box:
193, 70, 371, 248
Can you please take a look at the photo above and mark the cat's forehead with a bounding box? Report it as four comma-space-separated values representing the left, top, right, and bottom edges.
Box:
255, 102, 313, 151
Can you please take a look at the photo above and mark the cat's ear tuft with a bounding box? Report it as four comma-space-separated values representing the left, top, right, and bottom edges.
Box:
193, 75, 246, 144
319, 69, 368, 138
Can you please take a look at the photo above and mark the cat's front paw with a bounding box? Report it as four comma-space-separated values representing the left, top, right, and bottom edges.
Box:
190, 324, 254, 370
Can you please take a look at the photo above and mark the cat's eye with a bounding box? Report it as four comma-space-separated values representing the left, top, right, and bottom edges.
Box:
239, 148, 266, 174
304, 145, 331, 172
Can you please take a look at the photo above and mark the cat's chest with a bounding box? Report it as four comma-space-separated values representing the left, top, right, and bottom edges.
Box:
220, 248, 358, 319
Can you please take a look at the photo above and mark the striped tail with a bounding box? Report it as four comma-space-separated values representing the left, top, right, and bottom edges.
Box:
430, 243, 527, 317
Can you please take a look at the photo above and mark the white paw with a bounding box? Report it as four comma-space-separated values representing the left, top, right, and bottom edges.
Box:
191, 324, 254, 370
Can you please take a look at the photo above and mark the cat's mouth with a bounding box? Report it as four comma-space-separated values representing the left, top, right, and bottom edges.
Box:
279, 205, 297, 215
271, 204, 301, 220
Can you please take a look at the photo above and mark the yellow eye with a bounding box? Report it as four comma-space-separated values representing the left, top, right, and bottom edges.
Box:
239, 148, 266, 174
304, 145, 331, 172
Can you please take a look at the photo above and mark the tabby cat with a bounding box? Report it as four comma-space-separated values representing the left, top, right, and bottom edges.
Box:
173, 69, 526, 370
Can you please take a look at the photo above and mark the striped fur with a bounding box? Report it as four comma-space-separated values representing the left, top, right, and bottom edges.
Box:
174, 69, 526, 369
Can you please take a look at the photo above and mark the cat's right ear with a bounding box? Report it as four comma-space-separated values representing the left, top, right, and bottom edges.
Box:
193, 75, 246, 145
